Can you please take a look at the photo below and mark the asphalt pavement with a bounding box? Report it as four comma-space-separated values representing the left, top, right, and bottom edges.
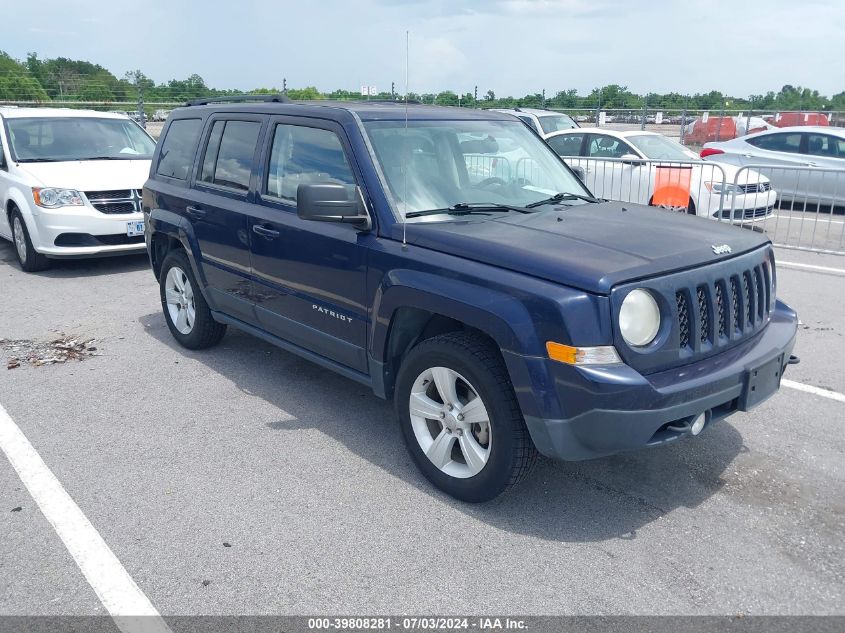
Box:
0, 239, 843, 618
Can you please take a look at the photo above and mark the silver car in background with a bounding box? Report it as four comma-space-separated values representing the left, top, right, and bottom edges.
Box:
701, 126, 845, 208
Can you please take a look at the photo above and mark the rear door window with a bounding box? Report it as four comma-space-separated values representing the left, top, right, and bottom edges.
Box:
199, 120, 261, 191
265, 124, 356, 204
805, 133, 845, 159
156, 118, 202, 180
546, 133, 584, 156
586, 134, 634, 158
746, 132, 802, 154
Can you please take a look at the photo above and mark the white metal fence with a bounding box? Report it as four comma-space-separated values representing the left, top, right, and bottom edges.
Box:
728, 164, 845, 255
530, 156, 845, 255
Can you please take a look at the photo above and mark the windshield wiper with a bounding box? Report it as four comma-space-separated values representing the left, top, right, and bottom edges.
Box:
16, 158, 57, 163
405, 202, 532, 219
525, 192, 601, 208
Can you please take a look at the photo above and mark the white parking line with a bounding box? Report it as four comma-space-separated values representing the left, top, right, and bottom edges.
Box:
778, 260, 845, 275
0, 402, 171, 633
772, 213, 845, 226
782, 380, 845, 404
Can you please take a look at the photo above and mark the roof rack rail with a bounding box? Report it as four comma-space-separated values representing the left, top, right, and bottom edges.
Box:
185, 94, 292, 107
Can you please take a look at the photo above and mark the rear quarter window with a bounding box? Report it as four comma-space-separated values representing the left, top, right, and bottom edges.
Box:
156, 118, 203, 180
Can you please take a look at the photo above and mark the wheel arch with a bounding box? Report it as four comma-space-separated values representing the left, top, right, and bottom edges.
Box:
369, 270, 545, 411
148, 208, 205, 286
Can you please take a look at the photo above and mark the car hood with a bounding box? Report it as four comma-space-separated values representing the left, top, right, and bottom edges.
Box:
400, 201, 769, 294
16, 159, 151, 191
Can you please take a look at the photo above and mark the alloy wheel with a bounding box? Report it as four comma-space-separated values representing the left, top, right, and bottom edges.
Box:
408, 366, 492, 479
13, 217, 27, 262
164, 266, 196, 335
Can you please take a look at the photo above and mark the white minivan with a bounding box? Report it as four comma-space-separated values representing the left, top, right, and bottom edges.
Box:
0, 107, 155, 271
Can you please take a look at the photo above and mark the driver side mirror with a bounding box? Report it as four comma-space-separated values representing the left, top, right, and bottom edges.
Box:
620, 153, 644, 165
570, 166, 586, 182
297, 184, 371, 231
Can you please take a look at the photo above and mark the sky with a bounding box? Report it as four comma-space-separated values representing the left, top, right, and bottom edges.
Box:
5, 0, 844, 97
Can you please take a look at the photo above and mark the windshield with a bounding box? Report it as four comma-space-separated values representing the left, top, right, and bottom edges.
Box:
626, 134, 698, 161
363, 119, 590, 220
538, 114, 578, 134
6, 116, 156, 162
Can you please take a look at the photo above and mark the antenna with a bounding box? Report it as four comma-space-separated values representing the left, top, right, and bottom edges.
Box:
402, 30, 409, 248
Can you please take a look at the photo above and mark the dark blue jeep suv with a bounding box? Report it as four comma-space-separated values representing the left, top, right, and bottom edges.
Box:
143, 97, 798, 502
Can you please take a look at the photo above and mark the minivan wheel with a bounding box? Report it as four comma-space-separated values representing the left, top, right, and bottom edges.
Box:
10, 209, 50, 272
159, 250, 226, 349
395, 332, 537, 502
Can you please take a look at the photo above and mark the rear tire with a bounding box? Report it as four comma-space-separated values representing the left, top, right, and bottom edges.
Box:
395, 332, 537, 502
159, 249, 226, 349
10, 209, 50, 272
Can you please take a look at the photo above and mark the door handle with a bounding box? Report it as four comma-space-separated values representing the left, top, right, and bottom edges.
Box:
252, 224, 280, 239
185, 205, 206, 219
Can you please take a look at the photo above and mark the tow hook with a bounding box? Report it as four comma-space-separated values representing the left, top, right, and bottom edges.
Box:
788, 355, 800, 365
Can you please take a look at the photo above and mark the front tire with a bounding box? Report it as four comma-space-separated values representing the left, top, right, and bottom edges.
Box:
159, 249, 226, 349
395, 332, 537, 502
10, 209, 50, 272
650, 196, 696, 215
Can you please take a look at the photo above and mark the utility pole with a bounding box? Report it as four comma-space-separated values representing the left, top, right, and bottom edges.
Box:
596, 88, 601, 126
542, 89, 546, 108
746, 97, 753, 137
137, 87, 145, 129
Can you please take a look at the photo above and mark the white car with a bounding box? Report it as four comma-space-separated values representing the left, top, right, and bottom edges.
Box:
701, 126, 845, 207
544, 128, 777, 222
0, 108, 155, 271
490, 108, 579, 135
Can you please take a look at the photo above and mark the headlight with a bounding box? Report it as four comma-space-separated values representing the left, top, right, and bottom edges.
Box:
32, 188, 84, 208
619, 289, 661, 347
704, 181, 740, 194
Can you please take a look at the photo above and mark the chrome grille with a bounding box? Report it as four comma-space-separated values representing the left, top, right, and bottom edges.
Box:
737, 182, 771, 194
85, 189, 141, 215
86, 189, 132, 201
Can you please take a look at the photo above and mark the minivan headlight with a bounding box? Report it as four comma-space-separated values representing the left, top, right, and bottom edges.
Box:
32, 188, 84, 208
619, 289, 661, 347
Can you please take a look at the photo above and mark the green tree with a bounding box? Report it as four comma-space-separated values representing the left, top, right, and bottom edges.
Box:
0, 51, 48, 101
435, 91, 459, 106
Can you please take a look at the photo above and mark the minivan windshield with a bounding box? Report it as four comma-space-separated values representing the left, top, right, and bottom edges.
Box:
6, 116, 156, 162
363, 119, 591, 219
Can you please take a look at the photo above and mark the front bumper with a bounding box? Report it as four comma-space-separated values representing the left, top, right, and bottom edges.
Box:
520, 300, 797, 461
26, 205, 145, 257
698, 189, 777, 220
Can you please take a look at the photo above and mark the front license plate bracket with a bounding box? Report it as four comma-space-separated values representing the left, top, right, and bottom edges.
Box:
740, 353, 784, 410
